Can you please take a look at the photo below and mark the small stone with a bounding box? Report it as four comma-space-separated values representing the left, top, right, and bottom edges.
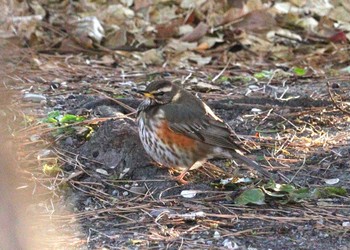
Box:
122, 191, 129, 196
342, 221, 350, 227
96, 168, 109, 176
213, 231, 220, 239
129, 186, 146, 194
30, 134, 41, 142
37, 149, 52, 158
65, 137, 74, 146
23, 93, 47, 103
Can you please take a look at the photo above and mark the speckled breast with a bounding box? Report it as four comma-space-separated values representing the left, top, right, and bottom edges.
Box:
137, 109, 197, 169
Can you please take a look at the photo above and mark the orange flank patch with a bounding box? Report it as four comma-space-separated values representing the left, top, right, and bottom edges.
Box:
157, 121, 197, 148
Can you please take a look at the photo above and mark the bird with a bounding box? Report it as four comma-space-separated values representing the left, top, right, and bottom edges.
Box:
136, 80, 271, 184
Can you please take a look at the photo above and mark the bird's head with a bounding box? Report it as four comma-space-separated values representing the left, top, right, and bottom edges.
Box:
138, 80, 180, 105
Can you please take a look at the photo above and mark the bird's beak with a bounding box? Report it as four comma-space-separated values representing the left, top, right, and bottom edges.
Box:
136, 90, 154, 99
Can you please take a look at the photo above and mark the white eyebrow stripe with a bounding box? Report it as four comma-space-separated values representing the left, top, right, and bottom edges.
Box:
156, 86, 172, 93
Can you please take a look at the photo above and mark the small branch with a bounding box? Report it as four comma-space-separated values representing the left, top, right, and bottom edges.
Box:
327, 81, 350, 116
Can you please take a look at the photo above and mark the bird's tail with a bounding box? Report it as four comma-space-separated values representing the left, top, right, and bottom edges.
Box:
231, 151, 271, 178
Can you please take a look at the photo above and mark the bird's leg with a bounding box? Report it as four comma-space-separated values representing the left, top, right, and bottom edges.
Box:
172, 162, 203, 185
173, 170, 190, 185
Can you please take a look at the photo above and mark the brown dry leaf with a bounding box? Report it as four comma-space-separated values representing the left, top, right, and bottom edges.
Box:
180, 0, 206, 9
329, 6, 350, 23
197, 35, 224, 50
94, 55, 117, 65
33, 57, 61, 72
196, 42, 209, 50
245, 0, 264, 11
121, 0, 134, 7
134, 0, 152, 11
267, 29, 302, 44
28, 1, 46, 17
150, 5, 178, 24
166, 39, 198, 52
102, 4, 135, 22
221, 7, 247, 26
192, 82, 221, 92
304, 0, 333, 16
179, 25, 194, 36
104, 26, 127, 49
9, 15, 43, 45
68, 16, 105, 49
296, 17, 319, 31
156, 19, 183, 39
180, 22, 209, 42
201, 0, 228, 26
188, 53, 212, 65
168, 51, 211, 66
232, 10, 276, 32
138, 49, 164, 66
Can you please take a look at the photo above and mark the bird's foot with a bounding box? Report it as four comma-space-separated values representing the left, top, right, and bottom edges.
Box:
172, 171, 189, 185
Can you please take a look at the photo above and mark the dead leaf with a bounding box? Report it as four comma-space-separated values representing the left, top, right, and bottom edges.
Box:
104, 25, 127, 49
180, 22, 209, 42
188, 53, 212, 65
156, 19, 183, 39
166, 39, 198, 52
134, 0, 152, 11
140, 49, 164, 65
68, 16, 105, 48
232, 10, 276, 32
192, 82, 220, 92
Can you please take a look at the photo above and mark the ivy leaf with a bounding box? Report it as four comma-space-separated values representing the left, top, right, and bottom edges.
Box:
293, 67, 307, 76
60, 114, 85, 124
235, 188, 265, 205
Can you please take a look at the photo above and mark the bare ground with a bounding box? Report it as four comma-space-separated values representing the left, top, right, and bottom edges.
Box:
2, 47, 350, 249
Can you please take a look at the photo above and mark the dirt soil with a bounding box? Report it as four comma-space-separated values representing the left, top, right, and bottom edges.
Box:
2, 46, 350, 250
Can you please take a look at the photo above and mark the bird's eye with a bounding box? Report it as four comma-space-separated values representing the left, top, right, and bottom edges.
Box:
155, 91, 165, 96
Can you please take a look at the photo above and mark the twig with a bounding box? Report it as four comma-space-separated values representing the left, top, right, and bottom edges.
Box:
211, 59, 231, 83
91, 88, 136, 113
327, 81, 350, 116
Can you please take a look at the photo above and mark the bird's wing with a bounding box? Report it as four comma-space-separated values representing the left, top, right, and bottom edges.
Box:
162, 100, 244, 151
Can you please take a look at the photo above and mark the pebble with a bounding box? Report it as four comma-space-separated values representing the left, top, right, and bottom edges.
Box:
129, 186, 147, 194
96, 168, 109, 176
65, 137, 74, 146
122, 191, 129, 196
37, 149, 52, 158
213, 231, 220, 239
23, 93, 46, 103
30, 134, 41, 142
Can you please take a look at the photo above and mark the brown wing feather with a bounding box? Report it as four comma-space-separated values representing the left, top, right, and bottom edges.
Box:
161, 95, 245, 152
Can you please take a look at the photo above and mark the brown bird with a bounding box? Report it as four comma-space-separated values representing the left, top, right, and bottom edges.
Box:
137, 80, 271, 184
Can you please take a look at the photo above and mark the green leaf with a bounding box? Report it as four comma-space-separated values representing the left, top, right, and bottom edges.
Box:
235, 188, 265, 205
293, 67, 307, 76
60, 114, 85, 124
264, 180, 296, 193
288, 187, 311, 202
315, 187, 347, 198
43, 163, 62, 176
114, 95, 126, 99
43, 111, 61, 124
47, 110, 60, 119
254, 70, 273, 79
